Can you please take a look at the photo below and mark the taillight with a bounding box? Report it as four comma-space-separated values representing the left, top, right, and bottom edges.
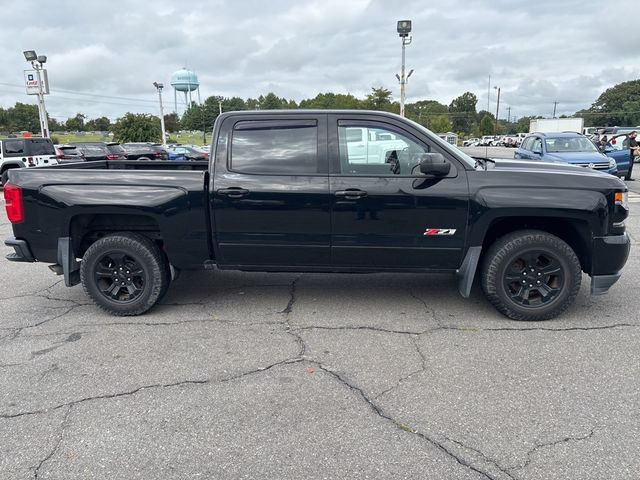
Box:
106, 154, 118, 160
154, 152, 161, 158
27, 156, 35, 166
4, 183, 25, 224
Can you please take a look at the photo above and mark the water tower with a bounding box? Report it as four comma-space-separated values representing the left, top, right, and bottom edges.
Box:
170, 68, 200, 114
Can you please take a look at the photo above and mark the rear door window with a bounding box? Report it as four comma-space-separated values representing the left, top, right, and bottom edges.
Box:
230, 120, 319, 175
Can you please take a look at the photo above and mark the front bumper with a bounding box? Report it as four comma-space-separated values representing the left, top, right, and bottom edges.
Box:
590, 233, 630, 295
5, 237, 35, 262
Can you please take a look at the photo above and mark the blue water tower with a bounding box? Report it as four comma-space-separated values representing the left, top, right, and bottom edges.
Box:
170, 68, 200, 114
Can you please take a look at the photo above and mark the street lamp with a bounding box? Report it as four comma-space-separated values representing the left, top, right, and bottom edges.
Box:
493, 85, 501, 135
153, 82, 167, 146
396, 20, 413, 117
23, 50, 50, 138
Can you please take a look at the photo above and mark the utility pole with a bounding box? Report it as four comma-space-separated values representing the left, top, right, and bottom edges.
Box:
396, 20, 413, 117
494, 87, 501, 135
487, 75, 491, 112
153, 82, 167, 146
507, 106, 511, 123
552, 101, 558, 118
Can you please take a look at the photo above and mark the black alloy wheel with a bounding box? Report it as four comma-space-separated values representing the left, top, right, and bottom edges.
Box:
94, 252, 145, 303
502, 251, 564, 307
81, 233, 168, 316
482, 230, 581, 321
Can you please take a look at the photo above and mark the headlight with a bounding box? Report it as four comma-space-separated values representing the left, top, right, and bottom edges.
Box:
609, 158, 617, 169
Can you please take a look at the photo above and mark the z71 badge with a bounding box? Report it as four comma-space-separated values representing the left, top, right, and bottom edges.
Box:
423, 228, 457, 236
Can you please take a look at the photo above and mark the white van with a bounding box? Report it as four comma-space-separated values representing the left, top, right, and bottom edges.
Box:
0, 137, 58, 185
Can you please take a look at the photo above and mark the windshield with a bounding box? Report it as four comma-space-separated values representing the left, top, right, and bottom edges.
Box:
545, 137, 598, 153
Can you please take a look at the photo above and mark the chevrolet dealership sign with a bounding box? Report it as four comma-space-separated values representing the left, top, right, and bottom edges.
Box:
24, 69, 50, 95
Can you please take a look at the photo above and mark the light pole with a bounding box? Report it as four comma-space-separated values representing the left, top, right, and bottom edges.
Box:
23, 50, 50, 138
493, 86, 501, 135
396, 20, 413, 117
153, 82, 167, 146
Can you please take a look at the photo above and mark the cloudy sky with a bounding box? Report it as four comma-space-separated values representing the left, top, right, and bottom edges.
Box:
1, 0, 639, 123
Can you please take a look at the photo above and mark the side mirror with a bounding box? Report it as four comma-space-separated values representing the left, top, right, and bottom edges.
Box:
419, 153, 451, 176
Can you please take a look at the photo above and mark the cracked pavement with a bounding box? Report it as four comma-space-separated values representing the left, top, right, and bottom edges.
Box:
1, 189, 639, 479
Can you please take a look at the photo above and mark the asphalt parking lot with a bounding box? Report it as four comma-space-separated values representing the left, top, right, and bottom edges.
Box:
1, 161, 639, 479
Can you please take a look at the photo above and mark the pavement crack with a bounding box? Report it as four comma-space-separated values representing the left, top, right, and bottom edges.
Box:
315, 362, 503, 480
33, 405, 72, 479
507, 429, 596, 473
296, 325, 428, 335
0, 359, 303, 420
409, 289, 443, 328
445, 436, 515, 480
438, 323, 635, 333
279, 276, 299, 315
374, 336, 428, 400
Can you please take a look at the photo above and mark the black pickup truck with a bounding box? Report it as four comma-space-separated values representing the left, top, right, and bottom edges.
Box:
3, 110, 631, 321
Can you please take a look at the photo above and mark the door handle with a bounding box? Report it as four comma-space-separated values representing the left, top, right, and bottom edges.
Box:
218, 187, 249, 198
335, 189, 367, 199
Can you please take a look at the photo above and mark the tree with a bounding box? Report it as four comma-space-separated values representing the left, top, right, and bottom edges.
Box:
260, 93, 285, 110
85, 116, 111, 132
65, 113, 86, 132
479, 114, 494, 135
449, 92, 478, 133
406, 100, 448, 129
577, 80, 640, 126
180, 102, 205, 131
164, 113, 180, 133
112, 113, 162, 143
430, 115, 453, 133
1, 103, 40, 132
365, 87, 393, 110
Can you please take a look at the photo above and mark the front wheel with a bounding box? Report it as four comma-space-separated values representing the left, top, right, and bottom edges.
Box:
481, 230, 581, 321
80, 233, 168, 316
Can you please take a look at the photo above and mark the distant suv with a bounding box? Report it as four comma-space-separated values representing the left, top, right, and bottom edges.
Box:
0, 137, 58, 184
55, 144, 86, 164
71, 142, 127, 161
515, 132, 617, 175
122, 143, 169, 160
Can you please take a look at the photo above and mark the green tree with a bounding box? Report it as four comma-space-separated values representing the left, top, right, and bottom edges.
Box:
180, 102, 205, 131
364, 87, 393, 110
299, 92, 364, 109
2, 103, 40, 132
449, 92, 478, 133
259, 93, 285, 109
164, 112, 180, 132
430, 115, 453, 133
112, 113, 162, 143
578, 80, 640, 126
86, 116, 111, 131
479, 114, 494, 135
406, 100, 448, 129
65, 113, 86, 132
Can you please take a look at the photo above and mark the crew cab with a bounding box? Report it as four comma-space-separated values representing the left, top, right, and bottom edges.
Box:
4, 111, 631, 321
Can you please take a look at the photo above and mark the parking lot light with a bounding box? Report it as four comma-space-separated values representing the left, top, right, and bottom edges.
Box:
396, 20, 413, 117
23, 50, 49, 138
153, 82, 167, 146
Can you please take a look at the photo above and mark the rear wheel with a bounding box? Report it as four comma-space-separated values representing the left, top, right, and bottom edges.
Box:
80, 233, 168, 316
482, 230, 581, 321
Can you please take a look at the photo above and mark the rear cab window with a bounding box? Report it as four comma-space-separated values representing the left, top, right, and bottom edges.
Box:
230, 120, 321, 175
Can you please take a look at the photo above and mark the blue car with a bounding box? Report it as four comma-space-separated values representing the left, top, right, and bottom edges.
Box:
601, 133, 633, 180
515, 132, 617, 175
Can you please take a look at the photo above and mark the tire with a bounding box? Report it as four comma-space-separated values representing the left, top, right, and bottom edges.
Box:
80, 233, 168, 316
481, 230, 581, 321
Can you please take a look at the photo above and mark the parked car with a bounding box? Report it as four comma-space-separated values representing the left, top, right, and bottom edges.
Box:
602, 133, 634, 180
122, 143, 169, 161
167, 145, 207, 161
71, 142, 127, 161
479, 135, 495, 146
55, 144, 86, 164
463, 137, 480, 147
515, 132, 617, 175
4, 110, 630, 322
1, 137, 58, 185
